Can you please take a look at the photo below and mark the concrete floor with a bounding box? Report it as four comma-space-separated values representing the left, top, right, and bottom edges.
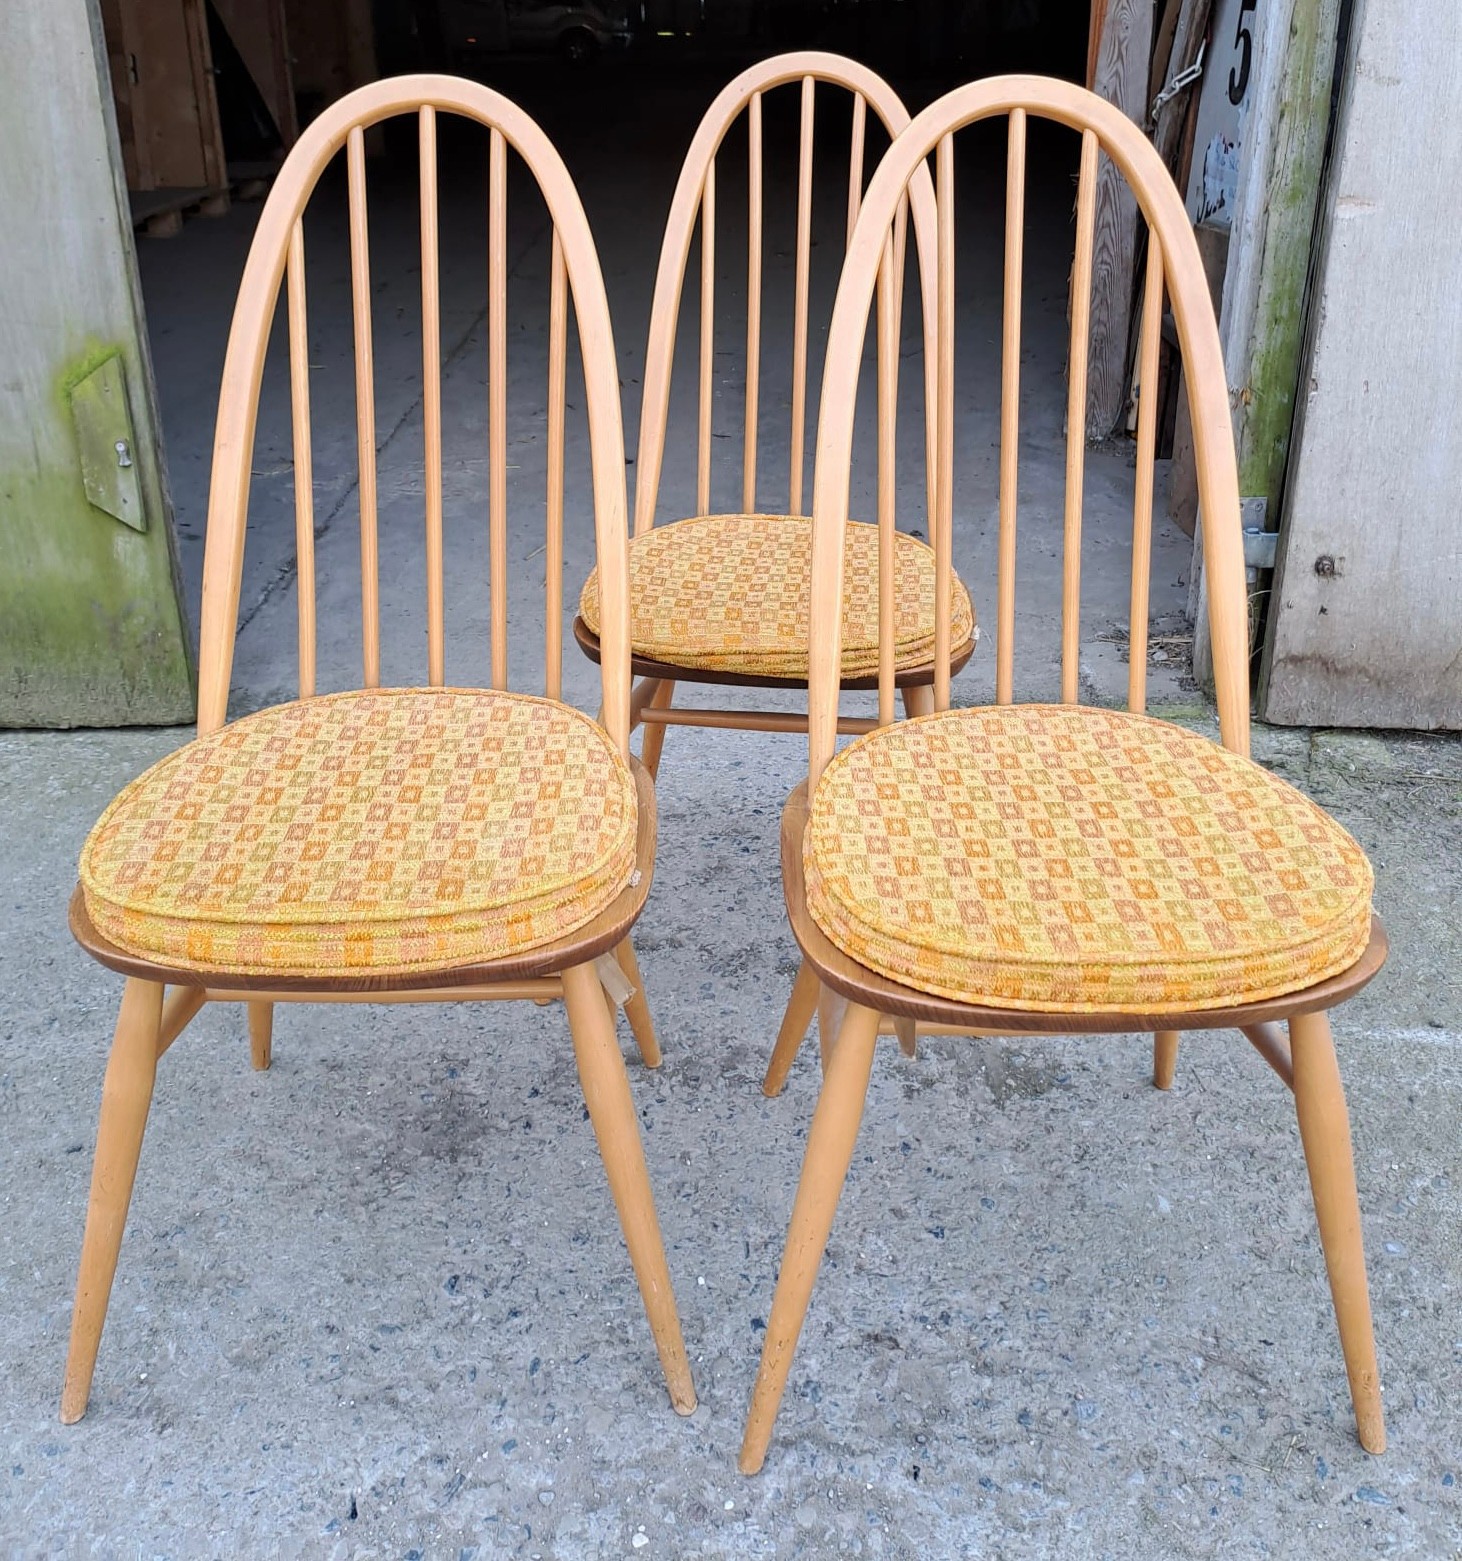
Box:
3, 57, 1460, 1561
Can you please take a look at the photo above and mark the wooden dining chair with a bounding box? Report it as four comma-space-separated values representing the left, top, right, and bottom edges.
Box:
739, 75, 1387, 1474
60, 76, 694, 1425
573, 51, 976, 767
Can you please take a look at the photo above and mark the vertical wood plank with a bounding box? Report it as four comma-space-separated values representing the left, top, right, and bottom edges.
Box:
698, 158, 715, 516
347, 125, 380, 688
933, 134, 955, 711
1062, 131, 1099, 704
1129, 232, 1164, 713
1086, 0, 1153, 433
743, 91, 763, 514
1260, 0, 1460, 727
546, 231, 567, 702
286, 220, 316, 699
419, 106, 445, 686
489, 127, 508, 689
790, 75, 815, 515
997, 109, 1026, 705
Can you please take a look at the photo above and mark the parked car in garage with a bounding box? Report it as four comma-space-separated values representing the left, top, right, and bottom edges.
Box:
435, 0, 636, 66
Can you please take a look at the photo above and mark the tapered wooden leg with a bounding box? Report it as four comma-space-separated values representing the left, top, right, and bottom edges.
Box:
900, 683, 935, 718
740, 1001, 881, 1475
763, 958, 821, 1096
1289, 1009, 1385, 1454
640, 680, 676, 778
561, 961, 696, 1414
1153, 1030, 1179, 1090
817, 983, 849, 1076
614, 938, 662, 1068
248, 1002, 273, 1071
61, 978, 164, 1424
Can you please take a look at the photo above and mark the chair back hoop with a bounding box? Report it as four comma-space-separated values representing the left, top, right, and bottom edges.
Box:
805, 75, 1249, 788
196, 75, 633, 756
632, 51, 940, 536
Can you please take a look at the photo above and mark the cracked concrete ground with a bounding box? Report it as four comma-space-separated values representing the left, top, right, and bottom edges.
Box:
3, 56, 1461, 1561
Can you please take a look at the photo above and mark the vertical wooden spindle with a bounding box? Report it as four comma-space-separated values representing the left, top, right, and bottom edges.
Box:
1062, 130, 1099, 705
489, 127, 508, 689
347, 125, 379, 687
876, 229, 898, 728
546, 231, 567, 702
698, 158, 715, 516
286, 220, 316, 699
420, 106, 445, 686
846, 91, 866, 248
997, 109, 1026, 705
1129, 232, 1164, 714
790, 75, 815, 515
933, 133, 955, 711
743, 91, 763, 515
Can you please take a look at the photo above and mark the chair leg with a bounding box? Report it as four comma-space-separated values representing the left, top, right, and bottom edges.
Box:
248, 1002, 273, 1071
762, 958, 821, 1097
1289, 1009, 1386, 1454
740, 1001, 881, 1475
640, 679, 676, 778
614, 937, 662, 1068
561, 961, 696, 1415
817, 983, 849, 1076
60, 978, 165, 1424
1153, 1030, 1179, 1090
900, 684, 935, 718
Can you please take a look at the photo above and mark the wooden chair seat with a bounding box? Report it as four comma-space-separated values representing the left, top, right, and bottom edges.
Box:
78, 688, 641, 980
579, 512, 974, 681
801, 704, 1374, 1015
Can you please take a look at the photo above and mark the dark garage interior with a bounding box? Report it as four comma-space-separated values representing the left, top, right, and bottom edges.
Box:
119, 0, 1197, 715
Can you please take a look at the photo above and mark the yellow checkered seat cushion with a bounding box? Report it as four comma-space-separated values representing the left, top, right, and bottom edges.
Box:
80, 688, 638, 978
579, 513, 975, 678
804, 705, 1374, 1014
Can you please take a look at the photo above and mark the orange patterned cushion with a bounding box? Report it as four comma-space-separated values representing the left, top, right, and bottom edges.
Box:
579, 513, 975, 677
804, 706, 1373, 1014
80, 689, 637, 977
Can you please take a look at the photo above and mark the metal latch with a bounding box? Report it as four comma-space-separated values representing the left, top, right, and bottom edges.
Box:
1150, 40, 1206, 125
69, 353, 146, 532
1241, 496, 1277, 569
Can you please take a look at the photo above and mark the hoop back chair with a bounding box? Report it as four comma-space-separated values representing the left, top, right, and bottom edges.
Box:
573, 52, 976, 775
61, 76, 694, 1424
739, 76, 1387, 1474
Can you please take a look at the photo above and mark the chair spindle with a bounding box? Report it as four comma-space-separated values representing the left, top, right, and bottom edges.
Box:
933, 133, 955, 710
743, 91, 763, 514
286, 221, 316, 699
876, 229, 898, 727
420, 106, 446, 686
790, 74, 815, 515
1129, 233, 1164, 714
546, 230, 568, 701
846, 91, 866, 246
1062, 130, 1099, 704
347, 124, 380, 688
698, 158, 715, 516
997, 109, 1026, 705
489, 126, 509, 688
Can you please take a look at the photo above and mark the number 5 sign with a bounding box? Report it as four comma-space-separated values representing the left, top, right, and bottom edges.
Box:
1186, 0, 1260, 227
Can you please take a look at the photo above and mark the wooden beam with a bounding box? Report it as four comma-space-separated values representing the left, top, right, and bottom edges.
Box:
1191, 0, 1342, 692
1086, 0, 1153, 436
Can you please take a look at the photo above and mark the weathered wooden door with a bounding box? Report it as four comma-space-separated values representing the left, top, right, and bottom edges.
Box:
0, 0, 194, 725
1260, 1, 1462, 729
